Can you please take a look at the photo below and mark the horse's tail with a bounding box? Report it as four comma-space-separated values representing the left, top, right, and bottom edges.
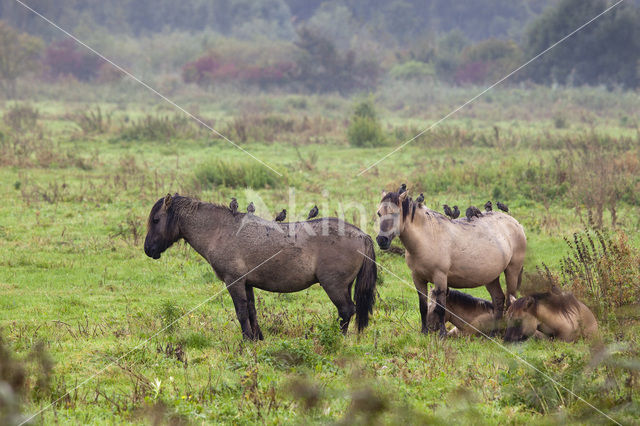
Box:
355, 236, 378, 332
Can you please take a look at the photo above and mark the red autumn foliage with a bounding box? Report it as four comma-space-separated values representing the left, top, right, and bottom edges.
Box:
42, 39, 104, 81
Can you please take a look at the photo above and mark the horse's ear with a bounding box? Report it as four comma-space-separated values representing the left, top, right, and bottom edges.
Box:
381, 190, 388, 198
163, 193, 172, 208
524, 296, 535, 310
398, 190, 408, 203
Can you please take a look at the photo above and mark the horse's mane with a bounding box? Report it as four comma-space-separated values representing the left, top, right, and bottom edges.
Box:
534, 290, 581, 318
382, 192, 411, 221
508, 296, 533, 316
148, 195, 231, 230
381, 191, 448, 223
445, 289, 494, 311
508, 289, 580, 320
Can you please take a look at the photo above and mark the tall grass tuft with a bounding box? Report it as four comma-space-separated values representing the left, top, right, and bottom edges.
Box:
559, 228, 640, 323
3, 104, 39, 131
117, 115, 202, 141
72, 106, 112, 134
193, 159, 283, 189
158, 300, 181, 334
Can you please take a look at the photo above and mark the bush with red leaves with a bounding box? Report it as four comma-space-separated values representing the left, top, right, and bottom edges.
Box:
42, 39, 104, 81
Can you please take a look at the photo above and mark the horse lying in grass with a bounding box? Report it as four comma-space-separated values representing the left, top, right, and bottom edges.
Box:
504, 288, 598, 342
144, 194, 378, 340
376, 189, 526, 337
427, 288, 495, 336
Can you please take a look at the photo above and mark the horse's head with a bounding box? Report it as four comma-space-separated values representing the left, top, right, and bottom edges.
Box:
375, 190, 408, 250
504, 296, 538, 342
144, 193, 181, 259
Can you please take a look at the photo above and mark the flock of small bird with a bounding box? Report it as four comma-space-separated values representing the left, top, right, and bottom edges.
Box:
398, 183, 509, 222
228, 197, 318, 222
228, 183, 509, 224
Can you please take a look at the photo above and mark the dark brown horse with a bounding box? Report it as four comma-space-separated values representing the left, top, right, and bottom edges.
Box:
144, 194, 378, 340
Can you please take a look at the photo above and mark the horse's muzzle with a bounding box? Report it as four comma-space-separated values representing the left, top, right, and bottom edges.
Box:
144, 245, 161, 259
376, 235, 390, 250
504, 327, 524, 342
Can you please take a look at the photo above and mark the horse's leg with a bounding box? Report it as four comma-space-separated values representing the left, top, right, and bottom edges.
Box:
504, 265, 522, 308
412, 273, 430, 334
226, 279, 255, 340
321, 280, 355, 335
245, 285, 263, 341
431, 271, 448, 337
485, 277, 505, 321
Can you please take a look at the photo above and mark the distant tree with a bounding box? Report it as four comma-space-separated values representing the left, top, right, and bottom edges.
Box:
284, 0, 324, 20
432, 30, 469, 83
294, 27, 379, 93
0, 21, 43, 97
523, 0, 640, 88
455, 38, 522, 84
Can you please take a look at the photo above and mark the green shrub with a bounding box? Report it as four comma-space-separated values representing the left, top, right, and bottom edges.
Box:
348, 98, 386, 147
194, 159, 283, 189
353, 97, 378, 120
347, 116, 387, 147
389, 60, 435, 80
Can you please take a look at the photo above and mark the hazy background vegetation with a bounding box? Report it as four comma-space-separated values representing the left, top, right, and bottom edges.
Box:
1, 0, 640, 424
2, 0, 640, 99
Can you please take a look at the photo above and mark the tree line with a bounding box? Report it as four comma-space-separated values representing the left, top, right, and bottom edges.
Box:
1, 0, 639, 94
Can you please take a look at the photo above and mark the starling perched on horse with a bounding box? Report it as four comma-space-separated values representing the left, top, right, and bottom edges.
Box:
229, 198, 238, 214
275, 209, 287, 222
452, 206, 460, 219
443, 204, 454, 219
307, 205, 319, 220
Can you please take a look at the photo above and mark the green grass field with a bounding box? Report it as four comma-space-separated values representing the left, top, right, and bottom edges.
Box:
1, 91, 639, 424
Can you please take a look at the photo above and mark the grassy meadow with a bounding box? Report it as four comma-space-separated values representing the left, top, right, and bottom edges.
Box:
1, 85, 640, 424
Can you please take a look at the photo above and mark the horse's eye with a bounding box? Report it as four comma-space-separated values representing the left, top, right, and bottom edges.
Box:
152, 218, 160, 224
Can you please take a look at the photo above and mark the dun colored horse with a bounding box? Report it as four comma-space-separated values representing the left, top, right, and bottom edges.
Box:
504, 288, 598, 342
144, 194, 377, 340
427, 288, 495, 336
376, 190, 526, 337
